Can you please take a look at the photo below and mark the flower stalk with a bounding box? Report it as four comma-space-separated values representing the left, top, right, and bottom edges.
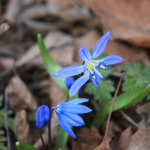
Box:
48, 107, 55, 150
39, 130, 46, 150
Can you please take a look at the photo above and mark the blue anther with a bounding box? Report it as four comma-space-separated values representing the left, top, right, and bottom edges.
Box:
104, 66, 111, 71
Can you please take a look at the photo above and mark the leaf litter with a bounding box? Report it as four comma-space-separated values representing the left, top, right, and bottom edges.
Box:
1, 0, 150, 149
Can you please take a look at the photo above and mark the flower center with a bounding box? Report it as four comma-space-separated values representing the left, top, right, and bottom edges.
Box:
86, 60, 96, 70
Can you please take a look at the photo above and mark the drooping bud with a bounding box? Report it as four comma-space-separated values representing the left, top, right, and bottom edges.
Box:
36, 105, 50, 129
65, 77, 81, 96
65, 77, 75, 89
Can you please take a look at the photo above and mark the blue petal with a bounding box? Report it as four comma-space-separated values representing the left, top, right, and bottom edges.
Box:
92, 31, 110, 59
57, 101, 66, 107
56, 111, 76, 138
54, 65, 85, 77
100, 55, 124, 66
91, 68, 100, 86
69, 69, 90, 97
58, 104, 92, 114
63, 113, 85, 126
65, 98, 89, 105
65, 77, 75, 89
36, 105, 50, 129
79, 46, 91, 62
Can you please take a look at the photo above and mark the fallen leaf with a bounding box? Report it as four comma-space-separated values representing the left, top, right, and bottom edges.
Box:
16, 31, 73, 67
13, 110, 31, 143
33, 134, 49, 150
94, 138, 111, 150
116, 127, 132, 150
81, 0, 150, 47
49, 78, 66, 107
5, 0, 21, 24
46, 0, 75, 8
7, 76, 38, 121
127, 103, 150, 150
104, 41, 150, 66
102, 119, 122, 139
72, 126, 102, 150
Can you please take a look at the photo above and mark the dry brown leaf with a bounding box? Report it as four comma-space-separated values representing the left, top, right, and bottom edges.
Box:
116, 127, 132, 150
33, 134, 49, 150
7, 76, 38, 121
0, 57, 14, 69
127, 103, 150, 150
94, 138, 111, 150
46, 0, 74, 8
49, 78, 66, 107
104, 41, 150, 66
16, 31, 73, 67
72, 126, 102, 150
13, 110, 31, 143
5, 0, 21, 24
102, 119, 122, 139
81, 0, 150, 47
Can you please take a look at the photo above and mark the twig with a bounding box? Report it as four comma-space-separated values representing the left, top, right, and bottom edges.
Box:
12, 61, 19, 77
0, 47, 21, 59
4, 89, 11, 150
104, 72, 125, 139
119, 109, 139, 128
39, 130, 46, 150
111, 71, 122, 77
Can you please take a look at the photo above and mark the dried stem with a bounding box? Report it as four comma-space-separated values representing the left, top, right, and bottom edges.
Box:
4, 89, 11, 150
39, 130, 46, 150
119, 109, 139, 128
104, 72, 125, 140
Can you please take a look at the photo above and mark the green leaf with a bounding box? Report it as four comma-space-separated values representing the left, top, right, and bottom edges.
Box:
0, 109, 13, 116
92, 85, 150, 128
0, 144, 7, 150
0, 130, 4, 135
0, 116, 13, 130
85, 68, 115, 103
37, 34, 68, 97
122, 62, 150, 92
0, 95, 3, 107
54, 93, 78, 150
16, 141, 38, 150
0, 137, 7, 142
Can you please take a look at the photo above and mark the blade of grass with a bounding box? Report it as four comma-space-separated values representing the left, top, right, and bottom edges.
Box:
92, 84, 150, 128
16, 141, 38, 150
37, 34, 68, 97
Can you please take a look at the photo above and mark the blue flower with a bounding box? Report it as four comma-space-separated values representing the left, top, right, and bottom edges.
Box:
36, 105, 50, 129
54, 31, 124, 97
55, 98, 92, 138
65, 77, 82, 96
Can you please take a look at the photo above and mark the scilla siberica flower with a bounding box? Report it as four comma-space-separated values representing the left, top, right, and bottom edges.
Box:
36, 99, 92, 138
54, 98, 92, 138
36, 105, 50, 129
54, 31, 124, 97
